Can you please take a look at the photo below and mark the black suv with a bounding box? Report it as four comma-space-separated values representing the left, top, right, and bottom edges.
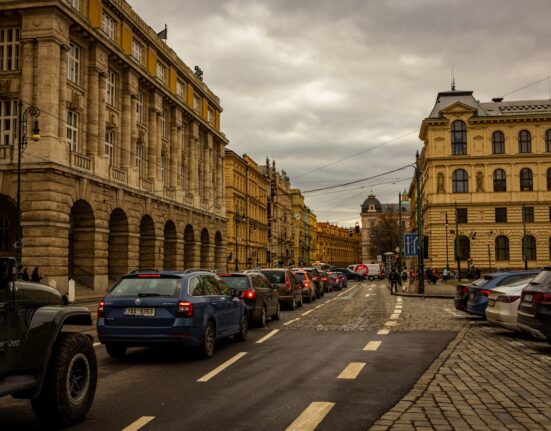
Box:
517, 266, 551, 342
300, 267, 326, 298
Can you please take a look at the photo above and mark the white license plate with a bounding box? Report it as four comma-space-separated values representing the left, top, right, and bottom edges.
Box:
523, 294, 533, 303
123, 307, 155, 317
488, 299, 495, 307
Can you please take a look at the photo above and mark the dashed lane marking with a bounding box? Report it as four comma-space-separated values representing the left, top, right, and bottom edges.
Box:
285, 402, 335, 431
390, 313, 401, 320
284, 318, 301, 326
302, 309, 315, 316
315, 304, 324, 309
384, 321, 397, 327
337, 362, 366, 379
377, 329, 390, 335
256, 329, 280, 344
364, 293, 371, 297
363, 341, 382, 351
121, 416, 155, 431
197, 352, 247, 382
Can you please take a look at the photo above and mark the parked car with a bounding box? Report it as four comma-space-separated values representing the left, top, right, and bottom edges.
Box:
454, 279, 487, 312
292, 270, 316, 303
301, 267, 326, 298
466, 270, 540, 317
259, 268, 303, 310
332, 268, 364, 282
334, 271, 348, 288
517, 266, 551, 341
486, 278, 534, 331
318, 271, 332, 293
97, 269, 248, 359
219, 272, 280, 327
326, 271, 343, 291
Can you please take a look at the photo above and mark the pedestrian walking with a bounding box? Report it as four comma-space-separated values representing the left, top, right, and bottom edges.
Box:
475, 267, 481, 279
442, 267, 449, 283
389, 269, 399, 293
31, 267, 42, 282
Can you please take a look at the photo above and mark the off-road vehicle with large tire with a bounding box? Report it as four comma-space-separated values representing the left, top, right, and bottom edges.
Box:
0, 257, 97, 427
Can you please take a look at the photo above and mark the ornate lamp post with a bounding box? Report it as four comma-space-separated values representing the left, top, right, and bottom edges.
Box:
15, 101, 41, 266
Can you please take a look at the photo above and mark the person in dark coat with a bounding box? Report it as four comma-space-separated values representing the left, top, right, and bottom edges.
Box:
31, 267, 42, 282
21, 267, 30, 281
389, 269, 399, 293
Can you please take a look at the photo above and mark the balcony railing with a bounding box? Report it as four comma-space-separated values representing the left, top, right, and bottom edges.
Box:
140, 177, 154, 192
71, 152, 92, 171
110, 166, 127, 184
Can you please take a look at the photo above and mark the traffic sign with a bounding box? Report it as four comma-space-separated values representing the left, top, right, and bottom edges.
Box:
403, 233, 418, 257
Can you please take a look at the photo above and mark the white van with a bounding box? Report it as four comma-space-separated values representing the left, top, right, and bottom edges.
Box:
347, 264, 380, 281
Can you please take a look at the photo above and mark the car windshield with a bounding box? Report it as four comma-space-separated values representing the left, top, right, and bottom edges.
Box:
220, 276, 250, 291
530, 270, 551, 286
294, 272, 306, 281
109, 277, 181, 297
261, 271, 285, 283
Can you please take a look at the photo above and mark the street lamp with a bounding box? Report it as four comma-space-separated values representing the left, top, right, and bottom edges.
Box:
15, 101, 41, 267
234, 212, 247, 271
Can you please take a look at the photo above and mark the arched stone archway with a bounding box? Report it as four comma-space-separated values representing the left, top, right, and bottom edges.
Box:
184, 224, 195, 269
108, 208, 129, 283
214, 231, 224, 272
139, 215, 156, 270
69, 200, 96, 288
164, 220, 177, 271
0, 195, 16, 258
200, 228, 210, 269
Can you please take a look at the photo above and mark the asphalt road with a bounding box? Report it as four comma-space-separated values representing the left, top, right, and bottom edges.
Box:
0, 281, 457, 431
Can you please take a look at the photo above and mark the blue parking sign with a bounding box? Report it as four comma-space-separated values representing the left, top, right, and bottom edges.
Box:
403, 233, 418, 257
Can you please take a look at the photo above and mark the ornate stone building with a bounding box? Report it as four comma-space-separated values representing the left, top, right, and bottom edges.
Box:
316, 222, 360, 266
409, 89, 551, 271
290, 188, 316, 266
224, 150, 269, 270
0, 0, 227, 292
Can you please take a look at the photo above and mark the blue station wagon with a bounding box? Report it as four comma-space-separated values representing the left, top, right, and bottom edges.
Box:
97, 270, 248, 359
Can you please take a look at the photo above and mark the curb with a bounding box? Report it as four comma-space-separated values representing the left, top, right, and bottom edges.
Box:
391, 292, 455, 299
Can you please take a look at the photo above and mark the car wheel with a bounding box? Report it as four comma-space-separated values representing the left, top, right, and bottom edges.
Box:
259, 306, 267, 327
199, 321, 216, 359
105, 343, 127, 358
31, 333, 97, 428
235, 313, 248, 341
272, 302, 281, 320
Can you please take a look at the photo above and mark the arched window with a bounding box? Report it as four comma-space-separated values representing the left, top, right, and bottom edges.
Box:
0, 215, 9, 252
546, 129, 551, 152
495, 236, 509, 261
518, 130, 531, 153
452, 169, 468, 193
451, 120, 467, 155
492, 131, 505, 154
523, 235, 537, 261
455, 235, 470, 260
520, 168, 533, 191
493, 169, 506, 192
547, 168, 551, 191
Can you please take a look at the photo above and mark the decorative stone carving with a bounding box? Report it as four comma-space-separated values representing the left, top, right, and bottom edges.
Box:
476, 171, 484, 192
437, 172, 445, 193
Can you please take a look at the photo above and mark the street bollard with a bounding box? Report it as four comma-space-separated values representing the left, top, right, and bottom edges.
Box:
68, 278, 76, 303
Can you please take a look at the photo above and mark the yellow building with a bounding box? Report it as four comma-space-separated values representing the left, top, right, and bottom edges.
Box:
308, 210, 318, 264
0, 0, 227, 292
316, 222, 361, 266
290, 189, 316, 266
410, 89, 551, 272
224, 150, 269, 270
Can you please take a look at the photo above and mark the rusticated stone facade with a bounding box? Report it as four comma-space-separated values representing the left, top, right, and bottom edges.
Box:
0, 0, 227, 292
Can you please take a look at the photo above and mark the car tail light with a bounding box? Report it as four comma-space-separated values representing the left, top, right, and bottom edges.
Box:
496, 295, 520, 303
304, 280, 310, 287
241, 290, 256, 300
533, 293, 551, 304
137, 274, 161, 278
97, 300, 105, 318
322, 277, 328, 282
478, 289, 491, 297
177, 301, 194, 317
284, 274, 291, 290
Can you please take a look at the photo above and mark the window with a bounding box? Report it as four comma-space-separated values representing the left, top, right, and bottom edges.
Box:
495, 236, 509, 261
456, 208, 468, 224
135, 143, 144, 176
67, 43, 81, 84
188, 276, 205, 296
495, 207, 507, 223
454, 235, 470, 260
208, 108, 214, 125
0, 100, 17, 146
520, 168, 533, 191
156, 61, 167, 84
105, 128, 115, 165
493, 169, 506, 192
451, 120, 467, 155
0, 28, 20, 71
547, 168, 551, 191
136, 91, 144, 124
176, 80, 185, 98
161, 108, 169, 139
452, 169, 468, 193
546, 129, 551, 153
193, 95, 201, 113
65, 0, 80, 10
66, 111, 79, 152
0, 215, 9, 252
106, 69, 116, 106
101, 12, 116, 40
132, 39, 143, 63
492, 131, 505, 154
522, 206, 534, 223
518, 130, 531, 153
523, 235, 536, 261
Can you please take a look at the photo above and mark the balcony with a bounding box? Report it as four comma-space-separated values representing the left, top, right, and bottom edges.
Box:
140, 177, 154, 192
71, 152, 92, 171
110, 166, 127, 184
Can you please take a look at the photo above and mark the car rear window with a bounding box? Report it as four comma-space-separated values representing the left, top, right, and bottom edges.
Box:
294, 272, 306, 281
472, 278, 490, 288
220, 276, 250, 291
261, 271, 285, 283
530, 270, 551, 286
109, 277, 181, 297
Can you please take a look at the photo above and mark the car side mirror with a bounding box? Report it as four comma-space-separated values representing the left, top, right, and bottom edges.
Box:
0, 257, 17, 289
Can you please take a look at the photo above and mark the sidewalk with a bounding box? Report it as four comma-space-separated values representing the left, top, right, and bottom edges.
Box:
394, 280, 457, 299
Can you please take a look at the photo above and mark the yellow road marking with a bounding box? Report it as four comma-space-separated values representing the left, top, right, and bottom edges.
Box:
363, 341, 382, 351
377, 329, 390, 335
284, 318, 301, 326
197, 352, 247, 382
256, 329, 279, 344
337, 362, 366, 379
285, 402, 335, 431
121, 416, 155, 431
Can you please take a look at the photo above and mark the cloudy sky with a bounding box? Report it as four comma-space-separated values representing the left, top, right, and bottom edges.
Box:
130, 0, 551, 226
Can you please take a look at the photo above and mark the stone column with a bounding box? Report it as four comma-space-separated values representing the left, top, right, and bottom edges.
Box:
148, 107, 158, 180
156, 110, 163, 183
207, 134, 214, 202
169, 108, 178, 188
189, 122, 199, 198
58, 45, 69, 139
87, 68, 99, 156
97, 72, 107, 156
121, 87, 132, 168
35, 40, 60, 142
20, 39, 35, 105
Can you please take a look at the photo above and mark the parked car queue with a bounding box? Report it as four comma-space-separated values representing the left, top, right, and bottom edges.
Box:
96, 267, 360, 360
454, 266, 551, 344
